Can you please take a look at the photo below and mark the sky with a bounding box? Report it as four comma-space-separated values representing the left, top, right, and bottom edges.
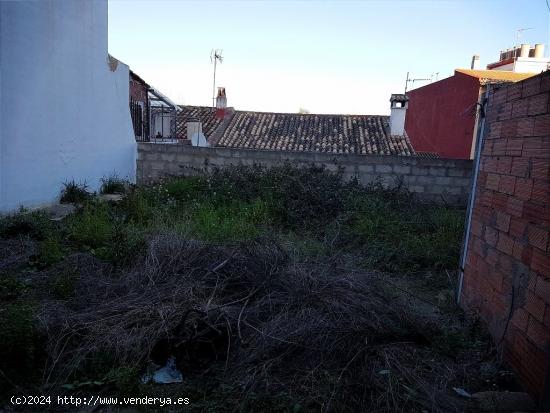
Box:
108, 0, 550, 115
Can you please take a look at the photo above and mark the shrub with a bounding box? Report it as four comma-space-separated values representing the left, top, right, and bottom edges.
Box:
0, 209, 54, 240
190, 199, 269, 242
67, 202, 113, 249
33, 237, 64, 268
60, 180, 92, 204
50, 268, 78, 300
100, 175, 127, 195
0, 276, 27, 301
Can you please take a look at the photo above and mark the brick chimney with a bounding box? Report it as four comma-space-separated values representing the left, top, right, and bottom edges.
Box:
389, 94, 408, 135
215, 87, 227, 119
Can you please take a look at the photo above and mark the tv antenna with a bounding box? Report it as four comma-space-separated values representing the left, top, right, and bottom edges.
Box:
404, 71, 432, 93
516, 27, 534, 42
211, 49, 224, 109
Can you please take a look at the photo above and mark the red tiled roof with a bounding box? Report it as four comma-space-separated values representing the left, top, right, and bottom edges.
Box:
176, 106, 224, 139
178, 106, 416, 156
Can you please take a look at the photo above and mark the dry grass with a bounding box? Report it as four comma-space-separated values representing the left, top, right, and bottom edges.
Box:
35, 234, 494, 412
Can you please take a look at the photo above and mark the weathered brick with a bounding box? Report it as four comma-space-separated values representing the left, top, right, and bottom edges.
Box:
516, 118, 535, 137
527, 225, 549, 251
528, 93, 549, 116
527, 316, 550, 350
512, 308, 529, 331
531, 179, 549, 204
509, 218, 527, 239
523, 201, 550, 226
506, 197, 523, 218
532, 114, 550, 136
535, 277, 550, 304
498, 175, 516, 195
484, 226, 499, 247
497, 232, 514, 255
530, 159, 549, 180
531, 248, 550, 275
522, 76, 542, 97
506, 140, 523, 157
526, 292, 547, 322
494, 211, 510, 232
486, 173, 500, 190
501, 120, 518, 138
492, 192, 508, 211
522, 137, 543, 158
507, 83, 523, 102
497, 156, 513, 174
509, 157, 529, 177
512, 99, 529, 118
514, 178, 533, 200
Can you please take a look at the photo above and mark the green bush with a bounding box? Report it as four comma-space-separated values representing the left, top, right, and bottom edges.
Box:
60, 180, 92, 204
0, 303, 41, 382
100, 175, 127, 195
190, 199, 269, 242
68, 202, 113, 249
34, 237, 64, 268
0, 276, 27, 301
0, 210, 54, 240
50, 268, 78, 300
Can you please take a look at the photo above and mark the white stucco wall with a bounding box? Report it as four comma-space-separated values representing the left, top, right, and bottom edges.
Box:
0, 0, 136, 212
390, 107, 407, 136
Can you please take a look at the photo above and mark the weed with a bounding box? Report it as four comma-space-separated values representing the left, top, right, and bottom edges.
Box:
100, 175, 127, 195
0, 210, 53, 240
0, 276, 27, 301
0, 303, 42, 384
50, 268, 78, 300
67, 202, 112, 249
33, 237, 64, 268
60, 180, 92, 204
190, 199, 268, 242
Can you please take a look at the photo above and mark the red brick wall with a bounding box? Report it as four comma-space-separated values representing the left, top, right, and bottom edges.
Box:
405, 72, 481, 159
461, 71, 550, 404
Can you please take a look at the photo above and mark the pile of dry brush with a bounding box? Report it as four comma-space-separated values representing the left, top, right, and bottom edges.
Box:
38, 234, 493, 412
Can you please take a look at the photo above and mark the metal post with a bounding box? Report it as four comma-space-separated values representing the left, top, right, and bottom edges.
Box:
457, 85, 491, 304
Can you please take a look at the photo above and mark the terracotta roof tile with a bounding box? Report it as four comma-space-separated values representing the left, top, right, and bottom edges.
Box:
455, 69, 535, 84
178, 107, 416, 156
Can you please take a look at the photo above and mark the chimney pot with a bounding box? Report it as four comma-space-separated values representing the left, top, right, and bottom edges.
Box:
389, 94, 409, 135
471, 54, 480, 70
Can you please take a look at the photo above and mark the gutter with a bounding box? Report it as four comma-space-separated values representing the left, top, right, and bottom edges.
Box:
457, 85, 490, 304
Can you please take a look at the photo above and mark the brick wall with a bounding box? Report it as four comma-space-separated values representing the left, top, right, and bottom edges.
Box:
461, 71, 550, 404
137, 144, 473, 206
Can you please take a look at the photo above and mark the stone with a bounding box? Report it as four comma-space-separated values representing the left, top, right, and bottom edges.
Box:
471, 391, 536, 412
43, 203, 76, 221
99, 193, 125, 203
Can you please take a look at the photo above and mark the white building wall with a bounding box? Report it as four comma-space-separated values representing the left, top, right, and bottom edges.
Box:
390, 107, 407, 136
0, 0, 136, 212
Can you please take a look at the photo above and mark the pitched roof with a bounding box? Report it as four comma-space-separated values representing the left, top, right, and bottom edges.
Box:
175, 106, 224, 139
216, 110, 415, 155
455, 69, 535, 84
176, 107, 416, 156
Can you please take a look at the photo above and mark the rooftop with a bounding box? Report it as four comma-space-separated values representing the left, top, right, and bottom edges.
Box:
177, 107, 416, 156
455, 69, 535, 84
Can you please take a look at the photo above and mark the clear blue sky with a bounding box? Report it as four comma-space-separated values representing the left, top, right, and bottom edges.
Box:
108, 0, 549, 115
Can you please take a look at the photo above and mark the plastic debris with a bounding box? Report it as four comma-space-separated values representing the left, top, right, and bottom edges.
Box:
452, 387, 472, 398
141, 356, 183, 384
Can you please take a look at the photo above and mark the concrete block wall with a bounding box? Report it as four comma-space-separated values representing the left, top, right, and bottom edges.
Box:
137, 144, 473, 206
461, 71, 550, 405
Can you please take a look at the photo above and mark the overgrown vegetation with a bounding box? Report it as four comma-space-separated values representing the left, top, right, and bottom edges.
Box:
0, 164, 518, 411
60, 180, 92, 204
100, 174, 128, 194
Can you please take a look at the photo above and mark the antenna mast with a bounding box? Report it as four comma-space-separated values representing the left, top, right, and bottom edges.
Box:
211, 49, 224, 109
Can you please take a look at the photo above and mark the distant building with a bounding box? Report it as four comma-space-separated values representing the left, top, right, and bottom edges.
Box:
403, 45, 545, 159
175, 91, 416, 156
487, 44, 549, 73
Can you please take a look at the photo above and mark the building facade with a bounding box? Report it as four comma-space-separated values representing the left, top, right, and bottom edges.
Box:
0, 0, 136, 211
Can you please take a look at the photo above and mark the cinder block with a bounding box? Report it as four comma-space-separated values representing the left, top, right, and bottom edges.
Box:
358, 164, 374, 173
435, 177, 453, 185
375, 164, 393, 173
393, 165, 411, 174
412, 166, 429, 176
428, 167, 447, 176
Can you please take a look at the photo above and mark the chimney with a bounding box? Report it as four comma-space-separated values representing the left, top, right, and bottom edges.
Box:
389, 94, 409, 136
215, 87, 227, 119
534, 44, 545, 58
471, 54, 480, 70
186, 117, 209, 146
520, 43, 530, 58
